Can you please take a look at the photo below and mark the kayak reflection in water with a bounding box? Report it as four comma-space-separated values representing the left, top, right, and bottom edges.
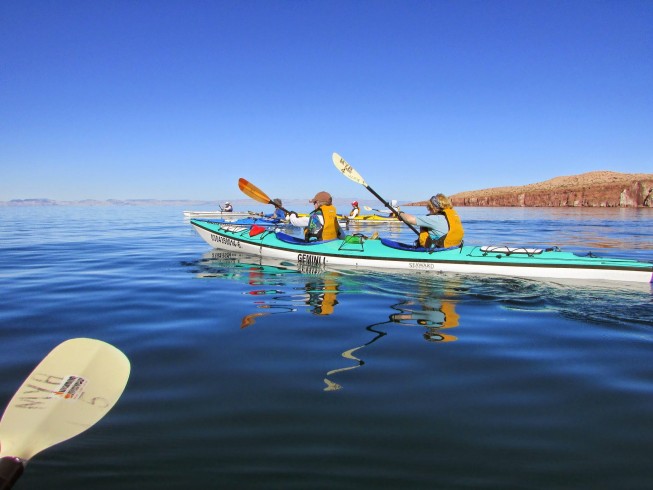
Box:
193, 251, 463, 390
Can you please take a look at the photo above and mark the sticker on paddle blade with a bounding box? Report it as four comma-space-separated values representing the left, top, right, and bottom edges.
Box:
53, 375, 88, 400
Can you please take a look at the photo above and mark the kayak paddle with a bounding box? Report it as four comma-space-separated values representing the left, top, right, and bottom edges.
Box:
363, 205, 389, 214
238, 178, 292, 216
0, 338, 130, 490
332, 153, 419, 235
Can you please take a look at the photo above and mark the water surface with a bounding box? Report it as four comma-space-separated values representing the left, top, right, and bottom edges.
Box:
1, 205, 651, 489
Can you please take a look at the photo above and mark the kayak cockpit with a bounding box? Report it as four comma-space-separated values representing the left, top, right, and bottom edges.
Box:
380, 237, 463, 254
276, 232, 338, 246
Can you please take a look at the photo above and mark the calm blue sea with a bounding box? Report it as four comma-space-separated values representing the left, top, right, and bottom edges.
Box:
1, 205, 652, 489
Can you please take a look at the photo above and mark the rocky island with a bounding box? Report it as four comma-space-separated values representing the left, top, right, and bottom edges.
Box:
441, 171, 653, 208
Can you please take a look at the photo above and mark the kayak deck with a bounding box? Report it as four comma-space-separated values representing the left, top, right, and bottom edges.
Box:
190, 219, 653, 284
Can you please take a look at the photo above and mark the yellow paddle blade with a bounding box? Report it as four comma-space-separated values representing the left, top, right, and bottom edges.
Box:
332, 153, 367, 187
0, 338, 130, 461
238, 178, 272, 205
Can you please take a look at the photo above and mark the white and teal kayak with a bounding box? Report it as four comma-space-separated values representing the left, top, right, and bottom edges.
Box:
190, 219, 653, 284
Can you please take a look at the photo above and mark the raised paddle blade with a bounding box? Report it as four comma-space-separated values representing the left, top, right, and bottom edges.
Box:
332, 152, 420, 236
0, 338, 130, 462
238, 178, 293, 215
238, 178, 273, 205
332, 152, 367, 187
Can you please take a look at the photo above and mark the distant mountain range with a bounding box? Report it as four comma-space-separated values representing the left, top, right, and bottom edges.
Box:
5, 171, 653, 208
407, 171, 653, 208
0, 197, 366, 208
0, 198, 220, 207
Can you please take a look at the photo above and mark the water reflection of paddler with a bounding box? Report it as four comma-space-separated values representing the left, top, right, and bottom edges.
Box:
305, 273, 340, 315
390, 300, 459, 342
388, 276, 462, 343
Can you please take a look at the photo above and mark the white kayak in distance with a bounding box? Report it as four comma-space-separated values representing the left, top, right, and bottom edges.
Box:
183, 210, 259, 219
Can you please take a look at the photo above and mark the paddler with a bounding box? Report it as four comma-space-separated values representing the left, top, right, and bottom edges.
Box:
267, 198, 287, 220
348, 201, 360, 218
223, 201, 233, 212
398, 194, 464, 248
289, 191, 345, 241
388, 199, 401, 218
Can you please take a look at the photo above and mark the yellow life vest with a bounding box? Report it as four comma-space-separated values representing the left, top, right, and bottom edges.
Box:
305, 204, 340, 241
442, 208, 464, 247
418, 227, 433, 248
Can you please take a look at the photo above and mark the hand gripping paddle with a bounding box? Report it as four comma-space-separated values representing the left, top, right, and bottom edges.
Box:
0, 338, 130, 489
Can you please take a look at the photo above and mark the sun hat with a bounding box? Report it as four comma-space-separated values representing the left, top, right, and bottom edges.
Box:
309, 191, 332, 204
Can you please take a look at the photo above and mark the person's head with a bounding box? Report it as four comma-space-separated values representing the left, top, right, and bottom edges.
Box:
225, 201, 231, 206
273, 198, 282, 207
309, 191, 332, 207
351, 200, 358, 207
427, 193, 452, 213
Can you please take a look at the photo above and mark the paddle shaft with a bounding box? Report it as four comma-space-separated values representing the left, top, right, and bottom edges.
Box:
364, 206, 391, 214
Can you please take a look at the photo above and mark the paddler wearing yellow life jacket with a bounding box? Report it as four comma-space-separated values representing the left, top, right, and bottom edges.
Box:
398, 193, 464, 248
289, 191, 344, 241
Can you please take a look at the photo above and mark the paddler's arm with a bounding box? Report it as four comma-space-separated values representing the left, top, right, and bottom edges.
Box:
396, 210, 417, 225
288, 213, 310, 227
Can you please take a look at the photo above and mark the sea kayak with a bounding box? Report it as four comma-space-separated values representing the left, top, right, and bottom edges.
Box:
344, 214, 401, 224
190, 219, 653, 284
183, 210, 256, 219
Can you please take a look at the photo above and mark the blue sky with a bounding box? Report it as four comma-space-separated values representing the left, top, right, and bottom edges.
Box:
1, 0, 651, 202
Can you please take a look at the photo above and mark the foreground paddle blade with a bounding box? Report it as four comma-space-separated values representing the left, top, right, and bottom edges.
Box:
238, 178, 272, 205
332, 152, 367, 186
0, 338, 130, 463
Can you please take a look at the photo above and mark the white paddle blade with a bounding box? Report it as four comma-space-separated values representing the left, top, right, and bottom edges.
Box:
332, 153, 367, 186
0, 338, 130, 461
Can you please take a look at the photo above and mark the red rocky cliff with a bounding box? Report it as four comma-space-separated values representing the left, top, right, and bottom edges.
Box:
447, 171, 653, 208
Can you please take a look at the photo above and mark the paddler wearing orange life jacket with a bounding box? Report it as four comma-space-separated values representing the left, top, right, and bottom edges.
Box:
289, 191, 345, 241
398, 194, 464, 248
